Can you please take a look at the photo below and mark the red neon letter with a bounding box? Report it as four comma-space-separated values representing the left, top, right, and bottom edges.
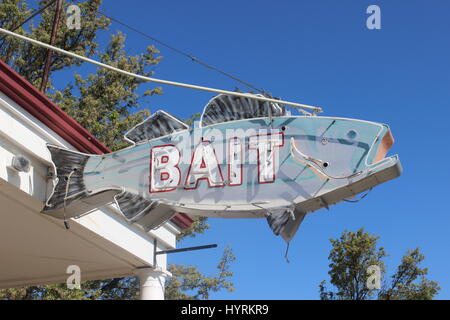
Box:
185, 141, 224, 189
228, 137, 243, 186
249, 132, 284, 184
150, 145, 181, 193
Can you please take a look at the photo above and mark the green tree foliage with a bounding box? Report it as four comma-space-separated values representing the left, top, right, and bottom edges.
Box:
165, 246, 236, 300
0, 246, 235, 300
319, 228, 440, 300
319, 228, 387, 300
177, 216, 210, 241
378, 248, 441, 300
51, 31, 162, 150
0, 0, 110, 90
0, 284, 88, 300
0, 278, 140, 300
0, 0, 235, 299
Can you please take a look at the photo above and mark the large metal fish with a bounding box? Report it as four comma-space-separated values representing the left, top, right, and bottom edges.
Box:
42, 94, 402, 242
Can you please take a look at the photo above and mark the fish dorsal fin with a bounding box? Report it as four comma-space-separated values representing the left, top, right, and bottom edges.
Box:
125, 110, 189, 144
200, 93, 288, 127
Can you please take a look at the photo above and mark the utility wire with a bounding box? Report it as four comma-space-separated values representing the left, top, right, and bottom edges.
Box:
0, 27, 323, 113
97, 10, 268, 95
0, 4, 321, 113
0, 3, 281, 99
343, 188, 372, 203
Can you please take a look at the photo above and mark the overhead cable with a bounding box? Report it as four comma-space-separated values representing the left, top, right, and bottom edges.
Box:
97, 10, 268, 95
0, 27, 323, 113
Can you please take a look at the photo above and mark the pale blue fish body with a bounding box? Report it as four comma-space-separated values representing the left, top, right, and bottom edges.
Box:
43, 94, 401, 242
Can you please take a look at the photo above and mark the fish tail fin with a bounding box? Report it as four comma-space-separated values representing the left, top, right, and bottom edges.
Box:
42, 145, 90, 214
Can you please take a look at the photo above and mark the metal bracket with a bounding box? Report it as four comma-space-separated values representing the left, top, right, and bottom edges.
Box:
153, 239, 217, 267
46, 167, 55, 180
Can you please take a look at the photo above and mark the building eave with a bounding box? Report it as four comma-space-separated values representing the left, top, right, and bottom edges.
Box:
0, 59, 194, 229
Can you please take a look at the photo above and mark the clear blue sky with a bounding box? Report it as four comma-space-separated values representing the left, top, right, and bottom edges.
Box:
53, 0, 450, 299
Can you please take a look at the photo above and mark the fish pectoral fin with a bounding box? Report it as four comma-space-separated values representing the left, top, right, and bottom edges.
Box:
281, 210, 307, 243
266, 205, 295, 236
134, 205, 177, 232
114, 191, 157, 222
266, 205, 307, 243
290, 137, 326, 168
124, 110, 189, 144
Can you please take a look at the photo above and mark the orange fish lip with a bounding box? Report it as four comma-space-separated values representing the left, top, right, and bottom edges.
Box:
373, 130, 395, 164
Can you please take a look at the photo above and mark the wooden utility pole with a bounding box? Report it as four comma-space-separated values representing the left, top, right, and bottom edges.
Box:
40, 0, 64, 92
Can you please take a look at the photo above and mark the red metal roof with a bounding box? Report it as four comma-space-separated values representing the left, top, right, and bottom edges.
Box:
0, 59, 193, 229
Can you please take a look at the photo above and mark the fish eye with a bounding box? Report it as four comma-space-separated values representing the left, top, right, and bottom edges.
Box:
323, 162, 329, 168
281, 126, 286, 131
347, 130, 357, 140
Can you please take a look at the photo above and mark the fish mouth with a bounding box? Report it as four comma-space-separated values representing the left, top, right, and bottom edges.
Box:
371, 128, 395, 165
362, 127, 401, 177
289, 126, 397, 180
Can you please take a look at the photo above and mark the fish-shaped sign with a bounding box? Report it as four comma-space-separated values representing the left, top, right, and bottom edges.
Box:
42, 94, 402, 242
